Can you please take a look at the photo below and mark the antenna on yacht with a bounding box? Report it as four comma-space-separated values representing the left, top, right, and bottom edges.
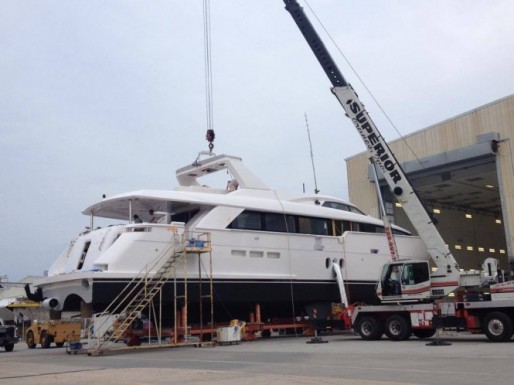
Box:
305, 113, 319, 194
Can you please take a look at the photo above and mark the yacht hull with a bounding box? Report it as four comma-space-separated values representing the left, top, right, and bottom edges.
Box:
54, 276, 377, 322
95, 278, 377, 321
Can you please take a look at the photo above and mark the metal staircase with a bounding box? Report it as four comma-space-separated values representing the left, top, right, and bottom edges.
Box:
89, 228, 188, 353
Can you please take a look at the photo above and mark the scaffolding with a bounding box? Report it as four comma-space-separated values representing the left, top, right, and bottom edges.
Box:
86, 229, 212, 355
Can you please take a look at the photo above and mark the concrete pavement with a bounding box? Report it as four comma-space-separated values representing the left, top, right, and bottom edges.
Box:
1, 332, 513, 385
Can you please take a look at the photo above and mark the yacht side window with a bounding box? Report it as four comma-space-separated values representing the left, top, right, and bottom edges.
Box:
264, 213, 288, 232
285, 215, 296, 233
310, 218, 329, 235
334, 220, 342, 236
77, 241, 91, 270
334, 220, 353, 235
298, 217, 310, 234
171, 209, 199, 224
299, 217, 329, 235
229, 211, 262, 230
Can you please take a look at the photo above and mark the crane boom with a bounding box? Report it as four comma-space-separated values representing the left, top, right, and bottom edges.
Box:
283, 0, 461, 299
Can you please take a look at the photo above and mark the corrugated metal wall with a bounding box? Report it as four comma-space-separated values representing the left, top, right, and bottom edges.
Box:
346, 95, 514, 265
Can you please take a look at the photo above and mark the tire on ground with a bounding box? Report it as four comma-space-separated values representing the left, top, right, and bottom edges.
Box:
40, 331, 52, 349
4, 343, 14, 352
483, 311, 513, 342
357, 316, 383, 340
385, 315, 412, 341
26, 330, 36, 349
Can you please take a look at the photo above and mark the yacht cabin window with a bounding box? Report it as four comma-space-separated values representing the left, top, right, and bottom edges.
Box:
228, 210, 408, 236
322, 201, 364, 215
170, 208, 200, 224
77, 240, 91, 270
264, 213, 288, 232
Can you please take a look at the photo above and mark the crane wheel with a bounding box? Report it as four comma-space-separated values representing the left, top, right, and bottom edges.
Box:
357, 316, 383, 340
385, 315, 412, 341
261, 330, 271, 338
484, 311, 513, 342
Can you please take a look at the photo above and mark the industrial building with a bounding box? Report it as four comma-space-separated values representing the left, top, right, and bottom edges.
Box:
346, 94, 514, 275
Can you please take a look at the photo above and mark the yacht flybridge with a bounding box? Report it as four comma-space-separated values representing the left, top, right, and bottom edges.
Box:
31, 154, 429, 322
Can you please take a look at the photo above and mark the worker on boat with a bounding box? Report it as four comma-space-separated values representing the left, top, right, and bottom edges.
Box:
133, 215, 144, 231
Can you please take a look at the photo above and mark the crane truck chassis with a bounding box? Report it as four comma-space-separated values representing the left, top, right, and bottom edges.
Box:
339, 294, 514, 342
283, 0, 514, 342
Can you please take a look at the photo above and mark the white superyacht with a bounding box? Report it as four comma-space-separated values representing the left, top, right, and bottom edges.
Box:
30, 153, 428, 322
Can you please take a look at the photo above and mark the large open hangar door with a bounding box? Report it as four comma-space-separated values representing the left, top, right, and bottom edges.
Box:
374, 135, 509, 274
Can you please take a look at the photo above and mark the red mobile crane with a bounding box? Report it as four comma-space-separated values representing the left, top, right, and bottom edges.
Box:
284, 0, 514, 342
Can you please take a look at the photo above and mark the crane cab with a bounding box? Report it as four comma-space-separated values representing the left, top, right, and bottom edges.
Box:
377, 261, 431, 302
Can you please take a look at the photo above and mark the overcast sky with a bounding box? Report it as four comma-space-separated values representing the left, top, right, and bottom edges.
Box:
1, 0, 513, 282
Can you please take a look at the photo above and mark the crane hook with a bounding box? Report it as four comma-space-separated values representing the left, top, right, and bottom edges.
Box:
206, 129, 215, 153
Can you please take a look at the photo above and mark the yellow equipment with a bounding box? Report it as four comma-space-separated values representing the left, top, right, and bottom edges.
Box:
26, 320, 81, 349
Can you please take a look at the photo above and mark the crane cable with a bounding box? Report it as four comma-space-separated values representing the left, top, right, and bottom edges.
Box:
203, 0, 215, 153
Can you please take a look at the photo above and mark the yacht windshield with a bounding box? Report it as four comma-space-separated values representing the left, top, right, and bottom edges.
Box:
322, 201, 364, 215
